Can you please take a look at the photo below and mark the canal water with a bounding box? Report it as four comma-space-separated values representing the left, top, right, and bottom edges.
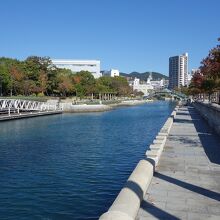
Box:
0, 101, 175, 220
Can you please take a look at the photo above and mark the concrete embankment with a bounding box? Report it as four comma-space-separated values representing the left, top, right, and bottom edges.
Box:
115, 100, 150, 106
99, 107, 177, 220
193, 101, 220, 136
61, 103, 112, 112
0, 110, 62, 121
61, 100, 152, 113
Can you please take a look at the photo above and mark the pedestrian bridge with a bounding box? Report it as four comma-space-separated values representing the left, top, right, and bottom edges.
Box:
0, 99, 62, 115
147, 90, 187, 100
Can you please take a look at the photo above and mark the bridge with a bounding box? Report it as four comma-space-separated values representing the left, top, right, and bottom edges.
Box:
147, 89, 187, 100
0, 99, 62, 119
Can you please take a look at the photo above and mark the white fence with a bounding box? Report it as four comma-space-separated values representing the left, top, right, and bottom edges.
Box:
0, 99, 62, 115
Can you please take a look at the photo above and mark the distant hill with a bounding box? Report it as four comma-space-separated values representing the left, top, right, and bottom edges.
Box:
120, 71, 168, 81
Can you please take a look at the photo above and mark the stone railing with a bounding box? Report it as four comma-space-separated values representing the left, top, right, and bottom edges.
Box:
99, 107, 178, 220
192, 101, 220, 136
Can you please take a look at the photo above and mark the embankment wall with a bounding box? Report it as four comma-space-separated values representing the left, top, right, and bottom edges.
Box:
193, 102, 220, 136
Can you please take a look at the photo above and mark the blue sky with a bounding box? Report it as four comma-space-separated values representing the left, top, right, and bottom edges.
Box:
0, 0, 219, 75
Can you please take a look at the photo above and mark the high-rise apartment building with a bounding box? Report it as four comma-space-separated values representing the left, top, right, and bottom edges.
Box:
169, 53, 188, 89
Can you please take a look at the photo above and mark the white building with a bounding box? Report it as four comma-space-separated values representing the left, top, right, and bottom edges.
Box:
51, 59, 102, 78
132, 77, 153, 96
150, 79, 165, 89
102, 69, 120, 77
169, 53, 188, 89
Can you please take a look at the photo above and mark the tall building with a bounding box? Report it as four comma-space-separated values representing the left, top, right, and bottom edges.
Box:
51, 59, 101, 78
169, 53, 188, 89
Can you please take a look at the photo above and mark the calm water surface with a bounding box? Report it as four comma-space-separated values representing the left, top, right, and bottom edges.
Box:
0, 101, 175, 220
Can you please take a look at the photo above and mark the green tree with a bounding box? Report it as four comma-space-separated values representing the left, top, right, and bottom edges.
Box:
96, 76, 113, 93
0, 57, 21, 95
57, 69, 75, 96
75, 84, 85, 98
73, 71, 96, 97
38, 70, 48, 95
9, 65, 25, 95
111, 76, 132, 96
201, 78, 216, 102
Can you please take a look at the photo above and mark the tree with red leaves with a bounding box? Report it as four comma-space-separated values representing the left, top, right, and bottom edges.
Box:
200, 38, 220, 80
190, 38, 220, 103
9, 66, 24, 95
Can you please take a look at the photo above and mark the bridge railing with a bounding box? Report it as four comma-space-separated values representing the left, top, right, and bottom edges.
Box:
0, 99, 62, 115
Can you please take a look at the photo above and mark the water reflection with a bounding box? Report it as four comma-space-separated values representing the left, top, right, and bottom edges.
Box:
0, 101, 175, 220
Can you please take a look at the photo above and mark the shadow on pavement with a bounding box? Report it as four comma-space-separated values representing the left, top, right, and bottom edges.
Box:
188, 107, 220, 165
125, 180, 180, 220
155, 172, 220, 202
141, 200, 180, 220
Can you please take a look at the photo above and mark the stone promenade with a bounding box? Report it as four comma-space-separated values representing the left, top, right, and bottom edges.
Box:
137, 106, 220, 220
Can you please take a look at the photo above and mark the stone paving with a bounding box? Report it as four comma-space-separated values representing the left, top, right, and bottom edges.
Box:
137, 106, 220, 220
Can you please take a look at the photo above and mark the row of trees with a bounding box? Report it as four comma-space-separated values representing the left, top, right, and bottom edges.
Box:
0, 56, 132, 98
189, 38, 220, 102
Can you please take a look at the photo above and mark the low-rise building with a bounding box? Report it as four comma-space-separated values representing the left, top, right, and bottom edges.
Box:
51, 59, 102, 78
150, 79, 164, 89
132, 77, 153, 96
128, 73, 167, 95
102, 69, 120, 77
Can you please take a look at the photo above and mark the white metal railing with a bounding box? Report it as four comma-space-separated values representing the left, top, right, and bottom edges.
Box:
0, 99, 62, 115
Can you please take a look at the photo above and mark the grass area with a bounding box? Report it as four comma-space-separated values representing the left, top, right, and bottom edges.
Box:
0, 96, 51, 102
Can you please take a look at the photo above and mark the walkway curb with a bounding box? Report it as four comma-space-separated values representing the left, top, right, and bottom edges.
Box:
99, 159, 154, 220
99, 106, 178, 220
